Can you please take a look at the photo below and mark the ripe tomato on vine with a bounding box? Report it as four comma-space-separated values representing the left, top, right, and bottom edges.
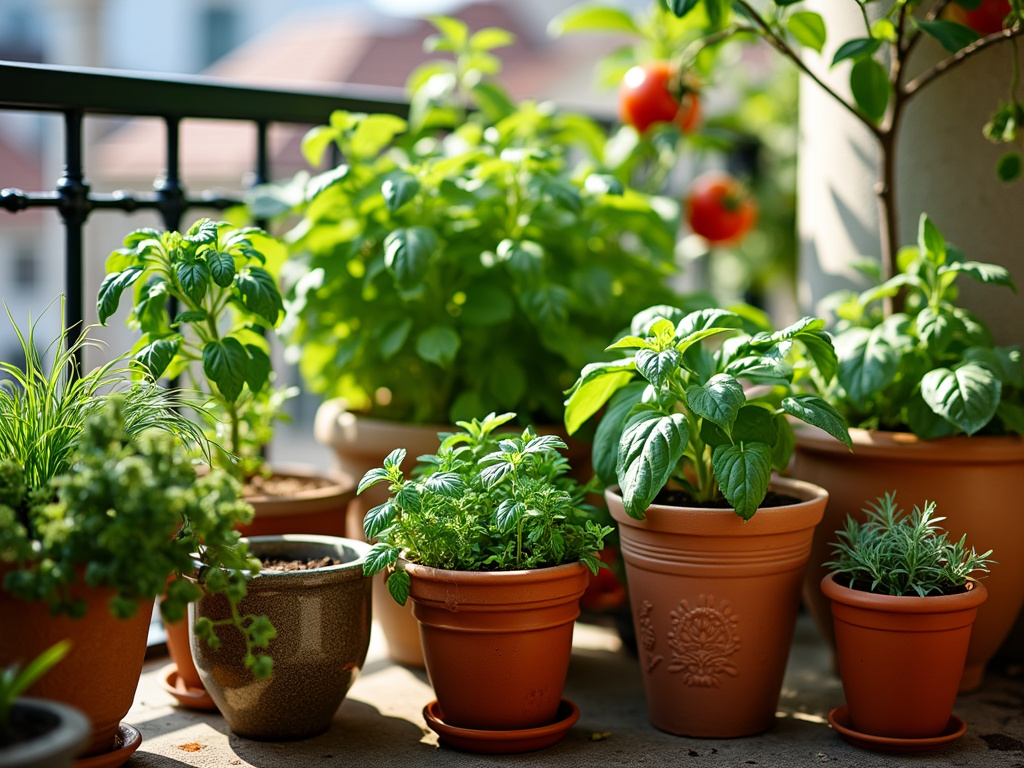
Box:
685, 172, 758, 246
947, 0, 1012, 36
618, 61, 701, 134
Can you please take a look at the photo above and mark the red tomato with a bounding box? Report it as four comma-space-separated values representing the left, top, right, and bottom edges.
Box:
948, 0, 1011, 35
685, 172, 758, 246
618, 61, 701, 135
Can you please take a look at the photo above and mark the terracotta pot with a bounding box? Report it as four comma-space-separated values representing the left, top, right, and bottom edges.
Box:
0, 577, 152, 757
406, 560, 589, 732
191, 535, 372, 741
607, 477, 827, 738
236, 467, 356, 539
0, 698, 90, 768
164, 611, 203, 691
793, 427, 1024, 691
821, 573, 987, 739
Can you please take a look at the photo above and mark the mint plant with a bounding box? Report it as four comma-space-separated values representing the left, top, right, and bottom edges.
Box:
357, 412, 612, 605
565, 306, 852, 520
826, 492, 994, 596
819, 214, 1023, 438
98, 219, 286, 478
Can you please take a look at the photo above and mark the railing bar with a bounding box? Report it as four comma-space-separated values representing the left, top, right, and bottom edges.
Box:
253, 120, 270, 230
56, 109, 88, 361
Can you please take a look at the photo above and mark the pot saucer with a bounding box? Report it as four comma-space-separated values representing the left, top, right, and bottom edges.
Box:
828, 706, 966, 753
423, 699, 579, 754
160, 663, 218, 711
74, 724, 142, 768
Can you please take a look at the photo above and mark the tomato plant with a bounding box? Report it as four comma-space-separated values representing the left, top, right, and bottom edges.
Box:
618, 60, 700, 134
685, 172, 757, 245
948, 0, 1012, 35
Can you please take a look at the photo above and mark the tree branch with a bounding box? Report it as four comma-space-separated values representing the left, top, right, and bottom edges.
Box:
904, 0, 956, 59
904, 26, 1024, 100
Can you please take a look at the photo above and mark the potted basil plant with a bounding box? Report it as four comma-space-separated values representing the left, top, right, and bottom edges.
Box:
822, 493, 992, 751
358, 412, 611, 753
564, 305, 851, 738
794, 213, 1024, 690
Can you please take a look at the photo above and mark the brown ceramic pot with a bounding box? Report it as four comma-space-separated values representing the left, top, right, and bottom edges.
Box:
190, 534, 372, 741
0, 576, 152, 757
607, 477, 827, 738
236, 467, 356, 539
793, 427, 1024, 691
406, 560, 589, 732
821, 573, 987, 739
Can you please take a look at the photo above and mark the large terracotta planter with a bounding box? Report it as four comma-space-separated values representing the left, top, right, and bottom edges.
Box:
237, 467, 355, 539
0, 699, 90, 768
793, 427, 1024, 691
406, 560, 589, 731
821, 573, 987, 739
0, 577, 152, 757
190, 534, 372, 741
607, 476, 828, 738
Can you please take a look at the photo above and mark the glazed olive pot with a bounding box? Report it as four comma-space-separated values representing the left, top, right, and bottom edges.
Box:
0, 699, 90, 768
821, 573, 987, 739
405, 560, 589, 732
0, 572, 151, 758
190, 535, 372, 741
793, 426, 1024, 691
607, 477, 828, 738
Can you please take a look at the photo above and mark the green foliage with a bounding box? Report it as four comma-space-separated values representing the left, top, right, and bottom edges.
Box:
98, 220, 287, 478
826, 492, 994, 597
0, 640, 69, 744
565, 306, 851, 520
260, 17, 682, 425
358, 412, 612, 602
817, 214, 1023, 437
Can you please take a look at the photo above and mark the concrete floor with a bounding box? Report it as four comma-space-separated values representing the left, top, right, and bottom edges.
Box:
123, 614, 1024, 768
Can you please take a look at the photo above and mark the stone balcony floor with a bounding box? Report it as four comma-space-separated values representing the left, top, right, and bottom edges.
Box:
124, 613, 1024, 768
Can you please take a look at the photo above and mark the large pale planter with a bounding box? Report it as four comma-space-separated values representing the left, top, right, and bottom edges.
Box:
793, 427, 1024, 691
190, 534, 372, 741
607, 477, 827, 738
0, 574, 152, 759
822, 573, 987, 740
0, 699, 90, 768
406, 560, 588, 732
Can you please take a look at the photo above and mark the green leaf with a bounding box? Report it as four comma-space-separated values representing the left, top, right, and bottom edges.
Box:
177, 261, 210, 305
415, 326, 460, 366
669, 0, 700, 16
997, 401, 1024, 435
906, 394, 958, 439
384, 227, 437, 290
786, 11, 826, 53
471, 82, 517, 123
850, 58, 889, 123
384, 448, 406, 469
495, 499, 526, 532
172, 309, 207, 326
798, 331, 840, 383
997, 152, 1023, 182
244, 343, 271, 394
836, 327, 899, 409
941, 260, 1017, 290
428, 15, 469, 51
917, 306, 956, 352
350, 114, 407, 159
358, 468, 389, 495
635, 348, 681, 390
921, 363, 1001, 435
711, 442, 772, 521
731, 405, 778, 444
382, 171, 420, 213
97, 267, 143, 324
918, 214, 947, 262
134, 335, 182, 380
616, 408, 689, 519
363, 501, 396, 540
235, 267, 283, 326
497, 239, 544, 283
686, 374, 745, 433
832, 37, 881, 67
592, 382, 646, 487
379, 317, 413, 359
564, 359, 637, 435
424, 472, 466, 497
305, 165, 350, 201
364, 542, 400, 576
386, 569, 410, 606
782, 394, 852, 447
918, 19, 980, 54
548, 4, 641, 36
520, 285, 570, 331
206, 250, 236, 288
203, 337, 247, 402
184, 218, 218, 245
301, 123, 338, 167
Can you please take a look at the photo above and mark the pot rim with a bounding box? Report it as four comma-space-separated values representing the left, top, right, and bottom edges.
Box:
235, 534, 371, 578
402, 559, 589, 584
821, 571, 989, 614
0, 698, 91, 765
794, 424, 1024, 462
242, 467, 355, 505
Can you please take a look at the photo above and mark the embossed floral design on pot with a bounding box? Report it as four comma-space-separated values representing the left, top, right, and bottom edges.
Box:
667, 595, 740, 687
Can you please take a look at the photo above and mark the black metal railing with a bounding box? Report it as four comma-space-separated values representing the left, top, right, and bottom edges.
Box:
0, 60, 410, 345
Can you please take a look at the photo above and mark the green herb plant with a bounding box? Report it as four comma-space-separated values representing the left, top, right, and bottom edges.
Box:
818, 214, 1023, 438
0, 640, 70, 746
258, 16, 687, 426
564, 306, 852, 520
97, 219, 287, 479
357, 412, 613, 605
826, 492, 994, 596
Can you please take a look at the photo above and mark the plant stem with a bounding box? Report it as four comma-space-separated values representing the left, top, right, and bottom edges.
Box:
904, 27, 1024, 99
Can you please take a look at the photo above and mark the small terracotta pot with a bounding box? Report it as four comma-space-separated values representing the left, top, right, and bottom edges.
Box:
190, 535, 372, 741
237, 467, 356, 539
0, 577, 152, 757
0, 698, 91, 768
607, 477, 827, 738
406, 560, 589, 732
821, 573, 987, 739
793, 427, 1024, 691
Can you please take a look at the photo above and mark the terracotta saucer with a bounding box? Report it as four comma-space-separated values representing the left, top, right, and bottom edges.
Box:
828, 707, 966, 753
74, 724, 142, 768
160, 663, 218, 711
423, 699, 579, 754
